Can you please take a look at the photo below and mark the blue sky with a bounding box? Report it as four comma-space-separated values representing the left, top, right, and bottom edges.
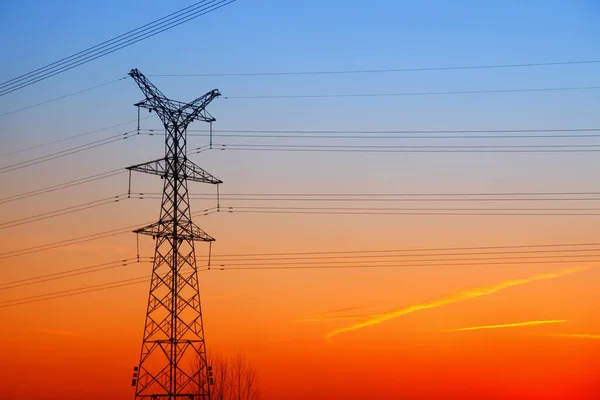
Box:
1, 0, 599, 210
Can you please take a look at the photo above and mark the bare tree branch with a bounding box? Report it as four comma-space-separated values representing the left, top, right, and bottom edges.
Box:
195, 351, 261, 400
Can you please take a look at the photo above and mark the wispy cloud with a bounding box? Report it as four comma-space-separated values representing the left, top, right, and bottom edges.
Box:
297, 314, 374, 323
325, 266, 589, 340
444, 319, 566, 332
295, 306, 370, 322
551, 333, 600, 340
309, 306, 368, 316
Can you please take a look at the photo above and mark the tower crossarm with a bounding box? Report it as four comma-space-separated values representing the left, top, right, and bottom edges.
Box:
127, 157, 222, 184
128, 69, 176, 122
129, 68, 220, 128
178, 90, 221, 127
134, 220, 215, 242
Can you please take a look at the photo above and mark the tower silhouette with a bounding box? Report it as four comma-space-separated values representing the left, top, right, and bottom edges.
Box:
127, 68, 220, 399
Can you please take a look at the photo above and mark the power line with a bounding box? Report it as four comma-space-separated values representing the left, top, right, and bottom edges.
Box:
4, 247, 599, 300
4, 198, 600, 261
1, 116, 153, 157
149, 59, 600, 77
0, 193, 130, 230
182, 194, 600, 203
162, 196, 600, 203
0, 0, 236, 96
0, 275, 152, 308
195, 143, 600, 154
141, 194, 600, 211
185, 191, 600, 197
213, 258, 600, 271
6, 247, 599, 292
0, 266, 213, 309
0, 226, 137, 260
224, 208, 600, 216
6, 243, 600, 291
142, 126, 600, 140
0, 257, 152, 290
0, 169, 124, 205
0, 130, 136, 174
0, 208, 219, 260
186, 132, 600, 140
215, 144, 600, 149
0, 77, 127, 117
207, 253, 600, 267
1, 255, 596, 308
223, 85, 600, 100
203, 241, 600, 258
229, 204, 600, 212
200, 247, 600, 263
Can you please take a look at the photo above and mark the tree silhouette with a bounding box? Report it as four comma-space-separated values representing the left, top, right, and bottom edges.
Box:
195, 351, 261, 400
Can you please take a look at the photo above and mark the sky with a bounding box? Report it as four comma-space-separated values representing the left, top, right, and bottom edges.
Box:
0, 1, 599, 399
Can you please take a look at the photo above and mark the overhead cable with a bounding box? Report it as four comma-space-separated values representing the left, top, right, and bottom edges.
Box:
0, 0, 236, 96
149, 60, 600, 77
223, 85, 600, 100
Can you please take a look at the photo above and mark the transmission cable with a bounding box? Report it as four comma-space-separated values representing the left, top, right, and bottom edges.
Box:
0, 130, 136, 174
0, 0, 236, 96
0, 77, 127, 117
2, 116, 154, 157
1, 255, 597, 308
5, 243, 600, 293
0, 193, 130, 230
223, 85, 600, 100
197, 143, 600, 154
0, 208, 219, 260
204, 253, 600, 267
181, 194, 600, 203
223, 206, 600, 216
213, 258, 600, 271
176, 127, 600, 140
0, 257, 153, 291
0, 169, 125, 205
199, 247, 600, 263
149, 60, 600, 77
0, 275, 153, 308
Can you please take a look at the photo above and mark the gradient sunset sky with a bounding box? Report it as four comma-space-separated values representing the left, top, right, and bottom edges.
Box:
1, 1, 600, 399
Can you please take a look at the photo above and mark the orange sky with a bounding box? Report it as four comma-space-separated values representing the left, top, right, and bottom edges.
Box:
1, 201, 599, 399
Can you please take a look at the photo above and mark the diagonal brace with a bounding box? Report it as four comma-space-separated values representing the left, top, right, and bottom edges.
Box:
127, 157, 222, 184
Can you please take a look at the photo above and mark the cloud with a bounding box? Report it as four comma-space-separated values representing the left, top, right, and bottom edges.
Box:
551, 333, 600, 340
295, 306, 370, 322
444, 319, 566, 332
309, 306, 368, 316
325, 266, 589, 341
296, 314, 375, 323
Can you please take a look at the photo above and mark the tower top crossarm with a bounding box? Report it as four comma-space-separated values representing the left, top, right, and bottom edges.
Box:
128, 68, 220, 128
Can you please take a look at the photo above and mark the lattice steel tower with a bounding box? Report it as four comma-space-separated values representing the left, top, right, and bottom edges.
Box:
127, 68, 220, 399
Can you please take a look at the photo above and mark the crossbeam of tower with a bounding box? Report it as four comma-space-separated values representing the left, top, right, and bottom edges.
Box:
127, 68, 220, 399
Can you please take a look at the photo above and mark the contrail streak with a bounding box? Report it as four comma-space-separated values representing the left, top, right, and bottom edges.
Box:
551, 333, 600, 339
309, 306, 368, 316
325, 266, 589, 340
444, 319, 566, 332
294, 306, 370, 322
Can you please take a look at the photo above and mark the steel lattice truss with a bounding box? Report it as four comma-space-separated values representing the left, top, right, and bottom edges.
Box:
127, 68, 220, 400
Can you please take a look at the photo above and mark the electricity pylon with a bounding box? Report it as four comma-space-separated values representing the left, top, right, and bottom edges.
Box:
127, 68, 220, 399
